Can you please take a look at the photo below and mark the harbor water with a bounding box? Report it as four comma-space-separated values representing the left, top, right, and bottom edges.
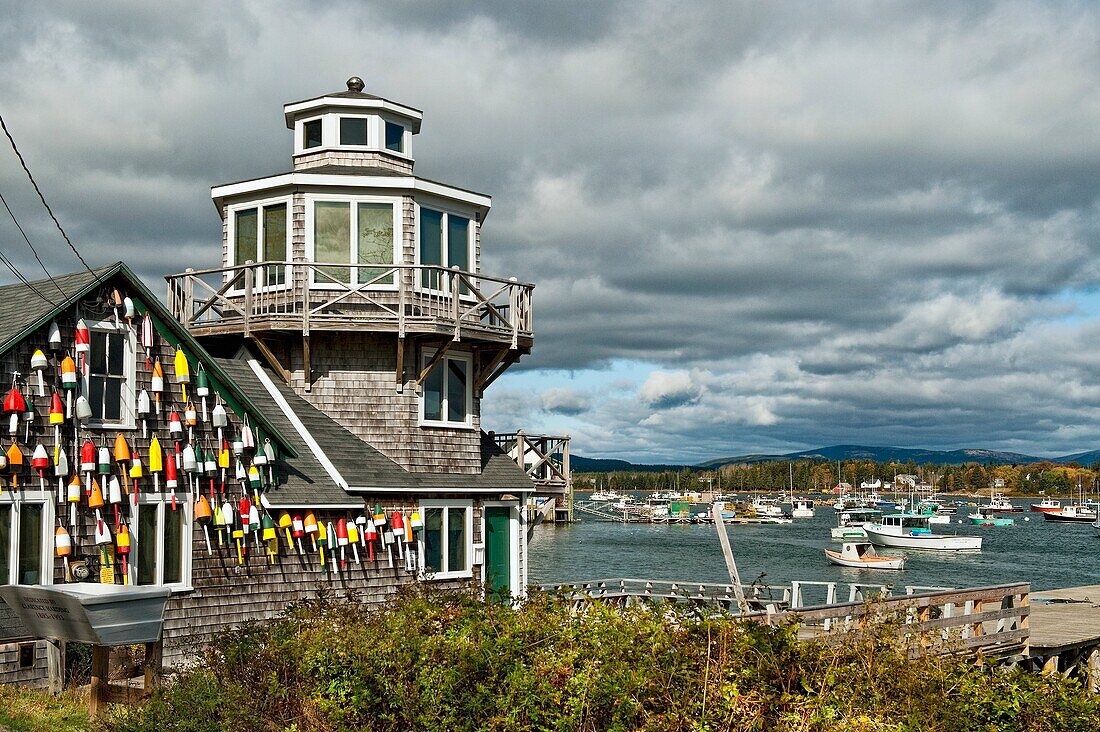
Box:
528, 502, 1100, 594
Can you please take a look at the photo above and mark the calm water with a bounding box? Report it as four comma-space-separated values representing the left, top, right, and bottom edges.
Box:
528, 501, 1100, 594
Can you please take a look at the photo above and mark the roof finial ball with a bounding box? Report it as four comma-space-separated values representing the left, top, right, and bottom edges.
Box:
346, 76, 365, 93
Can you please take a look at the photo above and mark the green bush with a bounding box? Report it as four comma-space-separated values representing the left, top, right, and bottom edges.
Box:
109, 585, 1100, 732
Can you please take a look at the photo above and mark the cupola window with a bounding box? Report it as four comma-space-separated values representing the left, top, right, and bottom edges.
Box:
339, 117, 369, 146
385, 121, 405, 153
303, 119, 323, 149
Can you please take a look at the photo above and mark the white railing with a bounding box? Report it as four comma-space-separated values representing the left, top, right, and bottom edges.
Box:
165, 261, 534, 346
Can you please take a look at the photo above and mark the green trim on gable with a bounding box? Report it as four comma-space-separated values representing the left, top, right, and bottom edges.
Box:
0, 262, 296, 458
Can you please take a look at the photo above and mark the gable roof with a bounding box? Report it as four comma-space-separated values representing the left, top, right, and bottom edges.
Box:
0, 262, 297, 457
220, 356, 534, 500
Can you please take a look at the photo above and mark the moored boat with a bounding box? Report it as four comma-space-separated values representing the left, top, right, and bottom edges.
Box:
1030, 498, 1062, 514
1043, 505, 1098, 523
791, 498, 815, 518
967, 507, 1014, 527
831, 507, 882, 540
865, 514, 982, 551
824, 541, 906, 570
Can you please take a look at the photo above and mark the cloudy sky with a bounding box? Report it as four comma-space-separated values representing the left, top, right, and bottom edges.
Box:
2, 1, 1099, 462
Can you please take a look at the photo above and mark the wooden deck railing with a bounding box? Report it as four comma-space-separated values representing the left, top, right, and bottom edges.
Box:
538, 579, 1030, 658
165, 261, 534, 347
492, 431, 571, 495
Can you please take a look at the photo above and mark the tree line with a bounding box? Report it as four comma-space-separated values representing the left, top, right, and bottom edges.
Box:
577, 459, 1100, 496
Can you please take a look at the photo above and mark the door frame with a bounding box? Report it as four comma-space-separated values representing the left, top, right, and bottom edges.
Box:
481, 500, 522, 597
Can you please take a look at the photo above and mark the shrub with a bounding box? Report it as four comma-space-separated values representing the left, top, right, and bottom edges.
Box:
109, 585, 1100, 732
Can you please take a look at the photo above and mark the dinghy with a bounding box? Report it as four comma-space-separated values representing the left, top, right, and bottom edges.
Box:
824, 541, 906, 570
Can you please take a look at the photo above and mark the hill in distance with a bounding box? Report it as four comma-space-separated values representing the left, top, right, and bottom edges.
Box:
571, 444, 1095, 472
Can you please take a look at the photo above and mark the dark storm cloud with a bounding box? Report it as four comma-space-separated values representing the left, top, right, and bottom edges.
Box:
2, 1, 1100, 458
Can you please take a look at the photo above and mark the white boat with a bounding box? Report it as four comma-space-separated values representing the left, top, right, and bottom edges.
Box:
864, 514, 982, 551
1030, 498, 1061, 514
589, 490, 623, 502
1043, 505, 1098, 523
750, 496, 785, 518
824, 542, 906, 570
984, 492, 1023, 513
791, 498, 815, 519
831, 507, 882, 540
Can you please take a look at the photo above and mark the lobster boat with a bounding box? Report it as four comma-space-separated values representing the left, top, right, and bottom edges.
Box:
824, 542, 906, 570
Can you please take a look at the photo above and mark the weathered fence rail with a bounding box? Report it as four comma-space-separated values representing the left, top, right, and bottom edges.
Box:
538, 579, 1030, 658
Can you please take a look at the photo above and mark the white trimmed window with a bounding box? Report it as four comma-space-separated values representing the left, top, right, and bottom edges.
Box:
230, 199, 290, 288
419, 500, 473, 579
85, 320, 136, 429
0, 496, 50, 586
133, 496, 191, 588
307, 195, 401, 288
420, 349, 472, 427
417, 205, 474, 290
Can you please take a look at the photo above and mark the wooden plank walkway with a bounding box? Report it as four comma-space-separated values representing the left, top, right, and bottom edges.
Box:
1029, 585, 1100, 653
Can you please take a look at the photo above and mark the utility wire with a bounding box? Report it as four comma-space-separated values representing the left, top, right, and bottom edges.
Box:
0, 113, 101, 283
0, 247, 57, 306
0, 187, 68, 299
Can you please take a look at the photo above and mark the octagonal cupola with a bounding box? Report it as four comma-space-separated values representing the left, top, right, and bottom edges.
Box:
284, 76, 423, 174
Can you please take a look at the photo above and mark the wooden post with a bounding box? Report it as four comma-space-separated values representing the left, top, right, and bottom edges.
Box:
89, 645, 109, 717
46, 639, 64, 695
396, 336, 406, 392
451, 266, 462, 341
143, 640, 162, 692
302, 335, 312, 393
242, 261, 254, 337
712, 504, 746, 609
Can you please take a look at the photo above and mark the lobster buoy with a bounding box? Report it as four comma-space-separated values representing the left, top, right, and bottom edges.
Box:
137, 390, 151, 438
55, 525, 72, 579
30, 349, 48, 396
151, 360, 164, 414
291, 514, 305, 554
304, 511, 319, 551
116, 524, 131, 584
174, 346, 190, 403
195, 495, 213, 554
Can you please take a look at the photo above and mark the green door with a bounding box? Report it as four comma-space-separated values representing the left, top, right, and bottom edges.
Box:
485, 507, 512, 595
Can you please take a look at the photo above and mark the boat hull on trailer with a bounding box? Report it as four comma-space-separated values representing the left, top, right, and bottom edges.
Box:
864, 525, 982, 551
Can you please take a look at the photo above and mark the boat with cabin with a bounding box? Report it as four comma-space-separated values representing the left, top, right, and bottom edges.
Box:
864, 514, 983, 551
968, 506, 1014, 527
791, 498, 815, 519
1043, 505, 1098, 523
824, 542, 906, 570
1030, 498, 1062, 513
831, 507, 882, 540
983, 492, 1022, 513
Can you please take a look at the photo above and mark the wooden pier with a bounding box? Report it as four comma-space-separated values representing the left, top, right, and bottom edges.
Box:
1024, 585, 1100, 689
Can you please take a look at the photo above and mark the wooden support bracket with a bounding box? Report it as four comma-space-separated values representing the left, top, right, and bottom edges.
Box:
248, 335, 291, 385
417, 340, 454, 386
479, 352, 521, 392
475, 347, 510, 394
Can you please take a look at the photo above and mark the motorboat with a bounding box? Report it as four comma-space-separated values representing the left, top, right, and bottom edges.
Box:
831, 507, 882, 540
864, 514, 982, 551
589, 490, 623, 502
824, 542, 906, 570
1042, 505, 1098, 523
791, 498, 815, 519
750, 496, 785, 518
1030, 498, 1062, 514
984, 492, 1023, 513
967, 507, 1014, 527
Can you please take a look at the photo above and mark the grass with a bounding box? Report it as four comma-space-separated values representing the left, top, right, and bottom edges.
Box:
0, 685, 90, 732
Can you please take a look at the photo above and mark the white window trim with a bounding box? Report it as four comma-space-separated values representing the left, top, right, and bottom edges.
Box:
226, 196, 293, 293
378, 115, 413, 159
418, 499, 473, 580
304, 192, 403, 291
414, 201, 478, 297
419, 348, 474, 429
0, 492, 53, 586
132, 494, 193, 590
296, 114, 326, 154
83, 318, 137, 430
481, 501, 523, 597
334, 113, 375, 149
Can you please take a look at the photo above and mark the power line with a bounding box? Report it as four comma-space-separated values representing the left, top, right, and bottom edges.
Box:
0, 247, 57, 306
0, 187, 68, 299
0, 113, 101, 283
